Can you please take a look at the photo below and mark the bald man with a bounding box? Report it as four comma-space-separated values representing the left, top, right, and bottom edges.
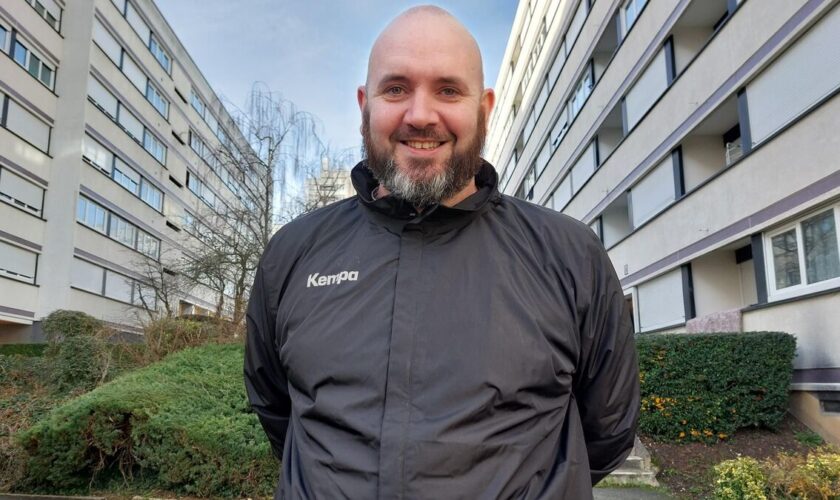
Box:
245, 6, 639, 499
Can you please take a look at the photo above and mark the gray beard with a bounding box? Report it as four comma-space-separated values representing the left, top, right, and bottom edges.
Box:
362, 110, 486, 208
373, 158, 456, 208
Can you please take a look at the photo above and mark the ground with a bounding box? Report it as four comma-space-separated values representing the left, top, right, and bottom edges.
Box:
642, 414, 823, 499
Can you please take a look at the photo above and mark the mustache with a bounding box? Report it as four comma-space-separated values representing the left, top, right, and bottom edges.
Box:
391, 126, 454, 143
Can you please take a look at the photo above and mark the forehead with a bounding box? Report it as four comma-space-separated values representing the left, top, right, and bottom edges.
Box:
367, 15, 483, 89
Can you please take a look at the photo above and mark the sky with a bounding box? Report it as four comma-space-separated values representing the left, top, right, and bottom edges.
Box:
155, 0, 519, 164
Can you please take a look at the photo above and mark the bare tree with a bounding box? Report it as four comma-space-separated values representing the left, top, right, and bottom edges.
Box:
132, 248, 198, 321
187, 84, 330, 324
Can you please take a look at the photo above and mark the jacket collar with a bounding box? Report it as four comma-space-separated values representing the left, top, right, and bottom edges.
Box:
351, 160, 502, 234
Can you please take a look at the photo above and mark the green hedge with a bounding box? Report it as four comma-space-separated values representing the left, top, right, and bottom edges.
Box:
17, 344, 277, 496
637, 331, 796, 443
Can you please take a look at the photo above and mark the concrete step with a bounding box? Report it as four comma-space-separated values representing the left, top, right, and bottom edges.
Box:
606, 436, 659, 487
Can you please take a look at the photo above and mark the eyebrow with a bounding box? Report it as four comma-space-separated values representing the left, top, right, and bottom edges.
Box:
375, 74, 471, 90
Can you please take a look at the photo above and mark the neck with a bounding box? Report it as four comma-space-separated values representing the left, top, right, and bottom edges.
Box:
373, 179, 478, 209
440, 179, 478, 207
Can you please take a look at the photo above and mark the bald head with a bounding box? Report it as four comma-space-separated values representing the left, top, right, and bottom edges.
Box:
366, 6, 485, 90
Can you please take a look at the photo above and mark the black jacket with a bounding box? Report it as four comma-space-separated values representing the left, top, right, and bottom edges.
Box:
244, 161, 640, 499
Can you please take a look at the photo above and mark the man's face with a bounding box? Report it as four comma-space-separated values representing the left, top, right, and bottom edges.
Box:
358, 12, 494, 206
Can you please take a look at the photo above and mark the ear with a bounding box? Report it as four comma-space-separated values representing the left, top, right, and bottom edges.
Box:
357, 85, 367, 114
480, 88, 495, 129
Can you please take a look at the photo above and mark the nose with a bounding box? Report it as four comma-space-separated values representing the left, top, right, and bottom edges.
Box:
403, 91, 439, 130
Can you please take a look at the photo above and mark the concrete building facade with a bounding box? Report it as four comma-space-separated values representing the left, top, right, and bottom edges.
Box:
487, 0, 840, 442
305, 157, 354, 210
0, 0, 259, 340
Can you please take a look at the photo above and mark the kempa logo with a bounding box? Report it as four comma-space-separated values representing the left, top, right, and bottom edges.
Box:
307, 271, 359, 288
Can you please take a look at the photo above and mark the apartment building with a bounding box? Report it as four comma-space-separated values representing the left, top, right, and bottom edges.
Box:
0, 0, 260, 340
487, 0, 840, 442
305, 157, 354, 210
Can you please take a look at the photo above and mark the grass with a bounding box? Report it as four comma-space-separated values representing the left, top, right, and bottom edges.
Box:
0, 344, 47, 357
795, 430, 825, 448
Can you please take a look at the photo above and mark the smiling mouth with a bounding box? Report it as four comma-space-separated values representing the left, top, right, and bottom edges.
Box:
402, 141, 443, 150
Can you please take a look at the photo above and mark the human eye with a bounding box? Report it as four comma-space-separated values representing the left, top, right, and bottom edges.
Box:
440, 87, 460, 97
384, 85, 406, 97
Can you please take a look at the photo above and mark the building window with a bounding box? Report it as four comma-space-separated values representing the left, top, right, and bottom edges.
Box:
145, 82, 169, 117
140, 179, 163, 211
72, 257, 157, 309
87, 76, 168, 165
516, 164, 537, 201
112, 0, 172, 76
82, 134, 165, 212
82, 135, 113, 173
0, 239, 37, 284
149, 34, 171, 73
767, 207, 840, 297
109, 214, 137, 247
0, 25, 8, 53
186, 171, 216, 208
76, 196, 107, 234
569, 61, 595, 118
190, 131, 208, 158
113, 160, 140, 195
143, 130, 166, 165
12, 39, 55, 90
191, 89, 206, 119
137, 230, 160, 259
77, 195, 161, 259
25, 0, 61, 32
0, 167, 44, 216
2, 95, 51, 153
87, 76, 118, 118
623, 0, 648, 33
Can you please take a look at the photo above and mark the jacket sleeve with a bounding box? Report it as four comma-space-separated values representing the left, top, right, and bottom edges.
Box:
573, 232, 640, 485
244, 247, 292, 460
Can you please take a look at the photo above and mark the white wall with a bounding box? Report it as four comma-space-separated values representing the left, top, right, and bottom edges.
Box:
691, 250, 747, 317
743, 290, 840, 370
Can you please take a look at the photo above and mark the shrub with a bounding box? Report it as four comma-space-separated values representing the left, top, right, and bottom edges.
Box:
713, 457, 767, 500
636, 331, 796, 443
140, 317, 241, 363
0, 353, 55, 491
41, 310, 111, 393
714, 447, 840, 499
47, 335, 112, 393
17, 343, 276, 496
41, 309, 103, 342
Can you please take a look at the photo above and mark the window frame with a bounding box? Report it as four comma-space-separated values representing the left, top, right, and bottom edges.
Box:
764, 205, 840, 301
0, 24, 10, 56
82, 134, 165, 213
76, 196, 108, 234
25, 0, 61, 32
148, 34, 172, 74
11, 38, 56, 90
623, 0, 648, 34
